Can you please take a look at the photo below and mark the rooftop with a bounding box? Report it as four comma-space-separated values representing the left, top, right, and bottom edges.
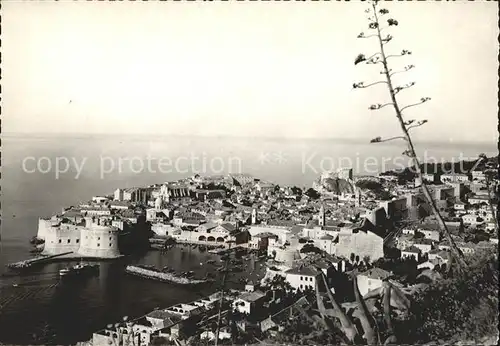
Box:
402, 246, 421, 254
285, 265, 321, 277
358, 268, 391, 280
238, 290, 266, 302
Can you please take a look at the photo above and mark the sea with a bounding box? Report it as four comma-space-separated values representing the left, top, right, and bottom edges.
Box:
0, 134, 496, 344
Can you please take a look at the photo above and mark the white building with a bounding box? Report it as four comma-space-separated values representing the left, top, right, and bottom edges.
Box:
315, 234, 336, 255
440, 173, 469, 184
471, 170, 486, 182
402, 228, 416, 236
456, 242, 476, 254
356, 268, 391, 296
462, 213, 484, 226
400, 246, 420, 260
285, 265, 322, 291
417, 257, 448, 271
468, 196, 490, 205
418, 229, 440, 242
81, 206, 111, 216
412, 239, 433, 254
232, 291, 267, 315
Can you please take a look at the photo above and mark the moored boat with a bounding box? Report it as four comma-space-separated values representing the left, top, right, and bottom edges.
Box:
59, 262, 99, 278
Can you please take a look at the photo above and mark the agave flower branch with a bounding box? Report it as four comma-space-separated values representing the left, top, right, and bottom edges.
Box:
353, 0, 467, 269
400, 97, 431, 112
352, 81, 388, 89
358, 32, 379, 39
406, 119, 428, 131
385, 50, 412, 60
393, 82, 416, 95
389, 64, 415, 77
381, 34, 393, 44
370, 136, 407, 143
369, 103, 394, 111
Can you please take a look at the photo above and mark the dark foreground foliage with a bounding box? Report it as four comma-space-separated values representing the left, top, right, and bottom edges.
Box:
405, 248, 498, 343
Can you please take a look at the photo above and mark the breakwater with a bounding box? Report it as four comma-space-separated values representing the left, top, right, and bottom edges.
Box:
6, 252, 74, 269
125, 265, 212, 285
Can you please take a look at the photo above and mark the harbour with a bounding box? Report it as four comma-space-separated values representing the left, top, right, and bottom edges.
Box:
0, 245, 266, 345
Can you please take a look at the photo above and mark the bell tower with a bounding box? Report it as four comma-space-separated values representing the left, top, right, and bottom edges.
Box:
251, 208, 257, 225
319, 205, 325, 227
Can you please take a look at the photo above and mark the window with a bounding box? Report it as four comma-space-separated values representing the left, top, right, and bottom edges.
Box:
109, 243, 112, 247
76, 239, 80, 243
97, 243, 100, 247
67, 239, 71, 243
300, 284, 303, 289
59, 239, 62, 243
300, 276, 303, 281
98, 237, 100, 240
109, 237, 112, 241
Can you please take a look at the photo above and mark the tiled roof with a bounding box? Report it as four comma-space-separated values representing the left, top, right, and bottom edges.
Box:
285, 265, 321, 277
238, 290, 266, 302
358, 268, 391, 280
402, 246, 421, 254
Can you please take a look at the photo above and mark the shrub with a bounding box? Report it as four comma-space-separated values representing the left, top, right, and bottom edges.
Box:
408, 248, 498, 343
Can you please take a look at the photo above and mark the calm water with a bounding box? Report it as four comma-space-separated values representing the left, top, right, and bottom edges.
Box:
0, 134, 495, 344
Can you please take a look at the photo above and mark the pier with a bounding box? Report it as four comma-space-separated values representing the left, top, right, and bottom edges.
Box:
125, 265, 213, 285
6, 252, 74, 269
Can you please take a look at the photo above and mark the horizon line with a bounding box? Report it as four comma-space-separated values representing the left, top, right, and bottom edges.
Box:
0, 131, 497, 146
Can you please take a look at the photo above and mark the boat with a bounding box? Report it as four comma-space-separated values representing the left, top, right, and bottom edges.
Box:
59, 262, 99, 278
125, 265, 213, 285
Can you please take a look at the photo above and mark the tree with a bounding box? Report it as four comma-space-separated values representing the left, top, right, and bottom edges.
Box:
363, 255, 371, 266
353, 0, 467, 270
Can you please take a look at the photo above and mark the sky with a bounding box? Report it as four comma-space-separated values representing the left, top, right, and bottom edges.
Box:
2, 1, 498, 143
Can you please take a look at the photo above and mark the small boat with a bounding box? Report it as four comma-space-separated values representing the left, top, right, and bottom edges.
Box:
12, 283, 19, 287
60, 262, 99, 278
